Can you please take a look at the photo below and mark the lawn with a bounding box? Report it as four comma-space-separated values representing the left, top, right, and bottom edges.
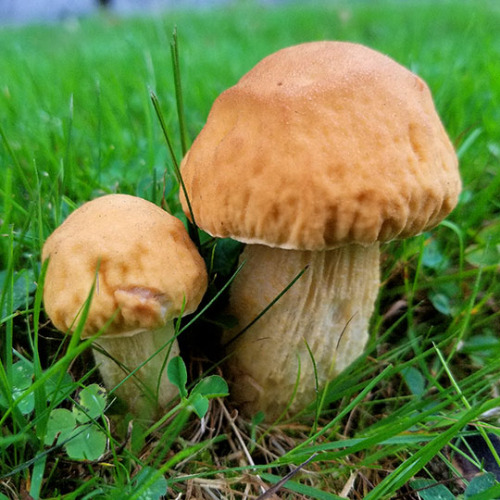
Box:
1, 0, 499, 498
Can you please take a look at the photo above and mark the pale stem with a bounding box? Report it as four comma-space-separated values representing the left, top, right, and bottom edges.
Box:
223, 243, 380, 421
92, 322, 180, 418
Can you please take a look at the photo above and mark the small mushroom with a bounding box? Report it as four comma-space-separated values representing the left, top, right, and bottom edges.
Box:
179, 41, 461, 420
42, 194, 207, 417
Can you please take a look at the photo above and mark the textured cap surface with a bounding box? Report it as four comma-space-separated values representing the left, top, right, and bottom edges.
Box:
42, 194, 207, 337
180, 41, 461, 249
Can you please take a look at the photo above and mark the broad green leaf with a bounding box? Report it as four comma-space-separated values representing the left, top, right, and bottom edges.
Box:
410, 478, 455, 499
11, 359, 34, 386
460, 334, 500, 364
44, 408, 76, 446
0, 359, 35, 415
401, 366, 426, 397
73, 384, 107, 423
167, 356, 187, 398
429, 292, 453, 316
191, 375, 229, 399
466, 484, 500, 500
474, 221, 500, 245
65, 424, 107, 461
0, 268, 36, 319
465, 473, 497, 498
422, 238, 449, 271
189, 392, 209, 419
466, 244, 500, 267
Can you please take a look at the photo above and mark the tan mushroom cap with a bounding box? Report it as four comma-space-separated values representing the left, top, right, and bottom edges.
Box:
42, 194, 207, 338
180, 41, 461, 249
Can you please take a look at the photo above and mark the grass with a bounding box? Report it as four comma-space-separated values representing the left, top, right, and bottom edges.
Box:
1, 0, 500, 498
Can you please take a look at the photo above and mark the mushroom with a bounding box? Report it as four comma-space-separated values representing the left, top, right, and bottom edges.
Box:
179, 41, 461, 420
42, 194, 207, 417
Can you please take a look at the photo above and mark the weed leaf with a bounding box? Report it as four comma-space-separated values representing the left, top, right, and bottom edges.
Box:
65, 424, 106, 461
191, 375, 229, 399
410, 478, 454, 499
44, 408, 76, 446
167, 356, 188, 398
0, 359, 35, 415
189, 392, 210, 419
465, 473, 498, 498
73, 384, 107, 423
0, 269, 36, 320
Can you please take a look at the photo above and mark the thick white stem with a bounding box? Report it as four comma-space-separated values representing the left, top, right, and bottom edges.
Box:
223, 243, 380, 421
92, 323, 180, 418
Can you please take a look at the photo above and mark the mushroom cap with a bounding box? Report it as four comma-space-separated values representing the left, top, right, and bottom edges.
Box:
180, 41, 461, 250
42, 194, 207, 338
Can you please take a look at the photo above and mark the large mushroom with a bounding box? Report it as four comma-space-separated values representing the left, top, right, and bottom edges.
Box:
42, 194, 207, 417
179, 41, 461, 421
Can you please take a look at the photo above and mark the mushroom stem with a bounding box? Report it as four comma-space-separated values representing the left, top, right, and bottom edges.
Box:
92, 323, 180, 417
223, 243, 380, 421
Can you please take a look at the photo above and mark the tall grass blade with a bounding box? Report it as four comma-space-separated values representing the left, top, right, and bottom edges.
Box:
31, 260, 48, 442
63, 94, 74, 194
170, 27, 188, 156
150, 90, 200, 247
364, 398, 500, 499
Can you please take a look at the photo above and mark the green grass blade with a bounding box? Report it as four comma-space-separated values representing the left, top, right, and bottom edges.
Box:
170, 27, 188, 156
150, 90, 200, 246
364, 398, 500, 499
259, 472, 344, 500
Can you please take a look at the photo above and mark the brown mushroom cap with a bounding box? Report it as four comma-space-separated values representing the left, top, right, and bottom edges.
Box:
180, 41, 461, 249
42, 194, 207, 338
